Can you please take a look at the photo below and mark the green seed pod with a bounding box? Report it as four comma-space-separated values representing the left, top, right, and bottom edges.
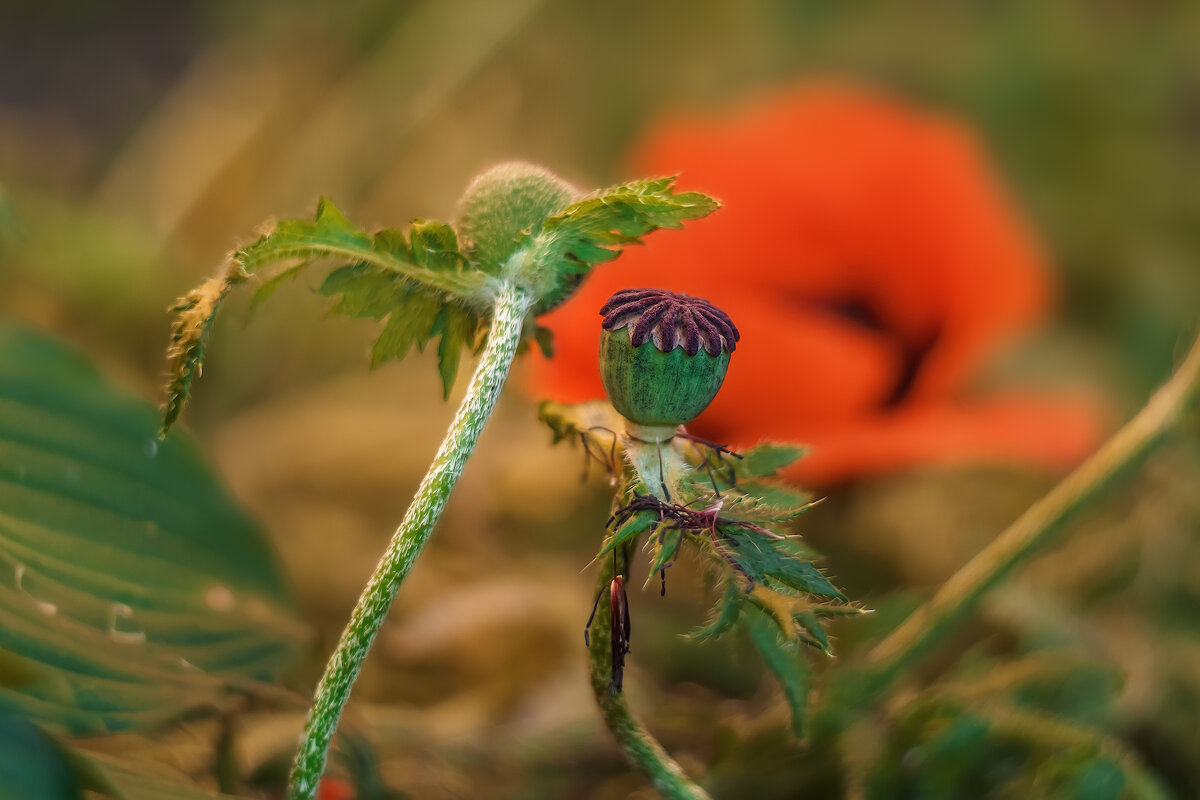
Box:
599, 288, 739, 428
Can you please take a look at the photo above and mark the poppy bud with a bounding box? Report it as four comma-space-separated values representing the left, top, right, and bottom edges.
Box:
456, 162, 583, 313
599, 288, 739, 428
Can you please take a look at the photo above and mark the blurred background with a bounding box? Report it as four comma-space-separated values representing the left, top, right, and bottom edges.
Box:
1, 2, 1198, 798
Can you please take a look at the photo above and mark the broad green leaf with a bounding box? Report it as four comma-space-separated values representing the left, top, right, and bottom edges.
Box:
743, 604, 810, 739
0, 323, 306, 735
0, 712, 81, 800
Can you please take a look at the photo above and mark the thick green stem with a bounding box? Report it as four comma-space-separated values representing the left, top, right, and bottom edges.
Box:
287, 283, 533, 799
588, 545, 712, 800
866, 333, 1200, 688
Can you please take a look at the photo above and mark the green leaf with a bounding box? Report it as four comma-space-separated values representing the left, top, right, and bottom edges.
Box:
734, 480, 814, 517
408, 220, 465, 272
319, 264, 409, 320
721, 529, 845, 601
743, 604, 810, 739
161, 267, 246, 437
649, 528, 683, 575
247, 261, 308, 313
432, 306, 481, 399
527, 176, 719, 310
689, 582, 742, 641
162, 198, 492, 433
235, 198, 480, 298
598, 511, 655, 560
536, 176, 719, 268
367, 294, 442, 366
0, 712, 81, 800
0, 323, 307, 735
794, 609, 832, 655
734, 444, 807, 479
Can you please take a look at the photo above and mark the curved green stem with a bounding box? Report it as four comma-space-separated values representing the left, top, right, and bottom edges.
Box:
588, 545, 713, 800
287, 282, 534, 799
866, 332, 1200, 689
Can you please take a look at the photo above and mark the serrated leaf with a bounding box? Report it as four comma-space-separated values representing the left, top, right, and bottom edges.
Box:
794, 609, 832, 655
161, 267, 246, 437
531, 176, 719, 275
319, 264, 408, 320
743, 604, 810, 738
432, 306, 481, 399
649, 528, 683, 575
735, 444, 807, 478
598, 511, 655, 560
234, 198, 477, 298
0, 323, 307, 735
721, 530, 845, 601
247, 261, 308, 314
408, 220, 464, 272
161, 197, 489, 433
689, 582, 743, 641
368, 294, 441, 366
735, 480, 817, 520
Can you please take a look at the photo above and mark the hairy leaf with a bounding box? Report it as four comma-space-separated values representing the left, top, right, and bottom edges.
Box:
734, 443, 807, 479
743, 604, 810, 739
161, 198, 490, 433
161, 266, 246, 437
721, 528, 845, 601
689, 582, 742, 641
527, 177, 719, 310
0, 324, 306, 735
247, 261, 308, 313
236, 200, 481, 298
598, 511, 655, 560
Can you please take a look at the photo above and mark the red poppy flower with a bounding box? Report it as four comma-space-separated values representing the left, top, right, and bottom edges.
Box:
529, 82, 1102, 484
317, 777, 355, 800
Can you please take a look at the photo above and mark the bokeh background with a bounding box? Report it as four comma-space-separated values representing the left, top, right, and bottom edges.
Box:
1, 2, 1198, 798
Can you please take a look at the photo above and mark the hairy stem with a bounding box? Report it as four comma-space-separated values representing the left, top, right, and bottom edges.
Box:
867, 333, 1200, 688
287, 283, 533, 799
588, 545, 712, 800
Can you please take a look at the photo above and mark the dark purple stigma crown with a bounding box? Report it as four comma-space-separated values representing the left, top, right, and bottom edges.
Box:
600, 288, 739, 357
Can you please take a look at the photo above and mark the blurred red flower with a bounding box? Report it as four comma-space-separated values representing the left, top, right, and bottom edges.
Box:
529, 82, 1102, 484
317, 777, 355, 800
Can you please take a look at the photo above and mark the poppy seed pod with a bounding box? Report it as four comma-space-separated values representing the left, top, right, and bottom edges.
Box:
599, 288, 739, 428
